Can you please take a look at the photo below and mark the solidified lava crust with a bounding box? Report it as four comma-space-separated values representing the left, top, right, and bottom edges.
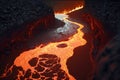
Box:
0, 54, 69, 80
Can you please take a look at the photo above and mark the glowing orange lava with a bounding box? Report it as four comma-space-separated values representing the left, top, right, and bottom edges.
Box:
56, 6, 83, 14
1, 6, 87, 80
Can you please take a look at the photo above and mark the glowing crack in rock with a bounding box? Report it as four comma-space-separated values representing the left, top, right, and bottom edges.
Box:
1, 6, 87, 80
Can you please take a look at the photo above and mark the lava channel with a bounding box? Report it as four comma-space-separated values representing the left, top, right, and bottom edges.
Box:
1, 6, 87, 80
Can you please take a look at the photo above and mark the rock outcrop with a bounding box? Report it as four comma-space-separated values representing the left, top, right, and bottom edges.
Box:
84, 0, 120, 34
0, 0, 55, 53
84, 0, 120, 80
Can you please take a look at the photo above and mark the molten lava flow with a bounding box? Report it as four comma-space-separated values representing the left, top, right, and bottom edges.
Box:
1, 6, 87, 80
56, 6, 83, 14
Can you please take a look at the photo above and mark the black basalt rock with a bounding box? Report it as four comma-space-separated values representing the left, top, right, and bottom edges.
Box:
84, 0, 120, 34
0, 0, 54, 36
84, 0, 120, 80
0, 0, 55, 54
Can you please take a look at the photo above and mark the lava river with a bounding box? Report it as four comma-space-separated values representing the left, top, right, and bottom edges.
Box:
1, 6, 87, 80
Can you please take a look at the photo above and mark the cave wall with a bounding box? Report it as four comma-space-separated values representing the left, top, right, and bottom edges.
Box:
84, 0, 120, 80
85, 0, 120, 34
0, 0, 55, 54
0, 0, 56, 76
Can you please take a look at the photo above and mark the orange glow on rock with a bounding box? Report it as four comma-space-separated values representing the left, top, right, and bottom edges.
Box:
56, 6, 83, 14
1, 6, 87, 80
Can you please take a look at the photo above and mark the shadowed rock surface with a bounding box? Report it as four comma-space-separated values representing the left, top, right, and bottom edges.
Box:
84, 0, 120, 80
85, 0, 120, 35
0, 0, 56, 78
94, 34, 120, 80
67, 0, 120, 80
0, 0, 55, 54
0, 0, 54, 36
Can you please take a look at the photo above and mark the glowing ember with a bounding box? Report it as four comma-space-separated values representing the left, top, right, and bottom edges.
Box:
1, 6, 87, 80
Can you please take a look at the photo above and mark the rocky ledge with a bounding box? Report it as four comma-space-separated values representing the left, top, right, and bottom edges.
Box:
0, 0, 55, 53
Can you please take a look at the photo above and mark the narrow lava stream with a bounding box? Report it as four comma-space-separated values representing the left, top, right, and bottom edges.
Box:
2, 6, 87, 80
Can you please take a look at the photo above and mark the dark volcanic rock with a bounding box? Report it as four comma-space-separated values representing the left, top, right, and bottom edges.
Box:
94, 34, 120, 80
0, 54, 69, 80
85, 0, 120, 34
28, 57, 38, 67
32, 71, 40, 79
0, 0, 55, 79
35, 64, 45, 72
68, 0, 120, 80
38, 54, 69, 79
57, 43, 67, 48
0, 0, 54, 36
0, 0, 55, 54
24, 69, 32, 78
84, 0, 120, 80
